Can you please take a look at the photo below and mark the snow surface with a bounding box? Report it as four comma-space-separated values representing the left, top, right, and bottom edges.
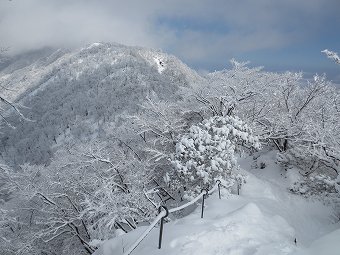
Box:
153, 56, 166, 74
95, 152, 339, 255
295, 228, 340, 255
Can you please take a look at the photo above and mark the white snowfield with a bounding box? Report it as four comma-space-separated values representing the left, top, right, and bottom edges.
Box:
96, 154, 340, 255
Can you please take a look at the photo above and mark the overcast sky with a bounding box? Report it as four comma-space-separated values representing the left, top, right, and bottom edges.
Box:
1, 0, 339, 81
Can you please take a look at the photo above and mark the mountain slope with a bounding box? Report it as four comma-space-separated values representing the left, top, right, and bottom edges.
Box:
0, 43, 204, 166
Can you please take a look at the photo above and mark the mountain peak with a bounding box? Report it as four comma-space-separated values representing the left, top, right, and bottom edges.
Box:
0, 42, 203, 166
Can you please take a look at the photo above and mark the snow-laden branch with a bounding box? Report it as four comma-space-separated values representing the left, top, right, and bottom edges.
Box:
322, 49, 340, 65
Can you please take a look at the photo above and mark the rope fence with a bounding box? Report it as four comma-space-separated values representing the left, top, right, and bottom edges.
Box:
122, 179, 236, 255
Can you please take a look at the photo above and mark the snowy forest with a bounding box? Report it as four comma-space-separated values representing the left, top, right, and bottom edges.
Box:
0, 43, 340, 255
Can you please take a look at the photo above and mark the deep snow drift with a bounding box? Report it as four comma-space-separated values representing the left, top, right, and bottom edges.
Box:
95, 152, 340, 255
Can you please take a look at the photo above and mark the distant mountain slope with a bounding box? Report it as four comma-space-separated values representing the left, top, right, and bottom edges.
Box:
0, 42, 204, 166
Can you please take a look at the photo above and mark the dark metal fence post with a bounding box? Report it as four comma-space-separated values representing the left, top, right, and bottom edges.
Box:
200, 189, 208, 218
158, 206, 169, 249
216, 180, 221, 199
115, 222, 128, 233
237, 182, 240, 195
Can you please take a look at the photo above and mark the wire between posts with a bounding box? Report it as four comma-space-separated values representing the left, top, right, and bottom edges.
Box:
123, 181, 222, 255
207, 181, 220, 195
123, 210, 166, 255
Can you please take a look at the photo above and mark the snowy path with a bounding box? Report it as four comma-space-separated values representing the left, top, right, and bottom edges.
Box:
96, 154, 339, 255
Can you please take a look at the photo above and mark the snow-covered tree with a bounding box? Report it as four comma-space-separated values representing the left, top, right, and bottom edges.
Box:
322, 49, 340, 65
0, 88, 26, 128
170, 115, 260, 199
0, 138, 160, 254
0, 47, 28, 127
193, 59, 268, 118
190, 60, 339, 198
130, 97, 200, 185
131, 97, 188, 146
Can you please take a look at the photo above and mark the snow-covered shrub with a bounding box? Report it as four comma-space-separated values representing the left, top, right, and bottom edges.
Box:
170, 115, 260, 199
290, 173, 339, 198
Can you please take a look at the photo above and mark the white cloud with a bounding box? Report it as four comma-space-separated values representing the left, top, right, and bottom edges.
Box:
0, 0, 339, 69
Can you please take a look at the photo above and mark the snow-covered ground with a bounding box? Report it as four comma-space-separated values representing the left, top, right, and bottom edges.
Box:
96, 152, 339, 255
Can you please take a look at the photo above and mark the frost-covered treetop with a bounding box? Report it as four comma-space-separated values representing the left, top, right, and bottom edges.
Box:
322, 49, 340, 65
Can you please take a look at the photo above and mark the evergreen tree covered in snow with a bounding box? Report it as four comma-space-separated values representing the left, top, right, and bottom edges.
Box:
170, 115, 260, 199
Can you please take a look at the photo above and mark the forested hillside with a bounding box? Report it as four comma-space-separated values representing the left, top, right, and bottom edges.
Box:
0, 42, 202, 166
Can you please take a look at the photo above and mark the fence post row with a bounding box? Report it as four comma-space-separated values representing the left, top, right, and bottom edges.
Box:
123, 180, 224, 255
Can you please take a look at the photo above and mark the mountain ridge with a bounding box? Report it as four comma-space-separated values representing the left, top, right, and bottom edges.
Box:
0, 42, 204, 166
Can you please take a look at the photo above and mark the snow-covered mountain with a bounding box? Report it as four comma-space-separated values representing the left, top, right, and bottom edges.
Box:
0, 42, 203, 166
1, 43, 339, 255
